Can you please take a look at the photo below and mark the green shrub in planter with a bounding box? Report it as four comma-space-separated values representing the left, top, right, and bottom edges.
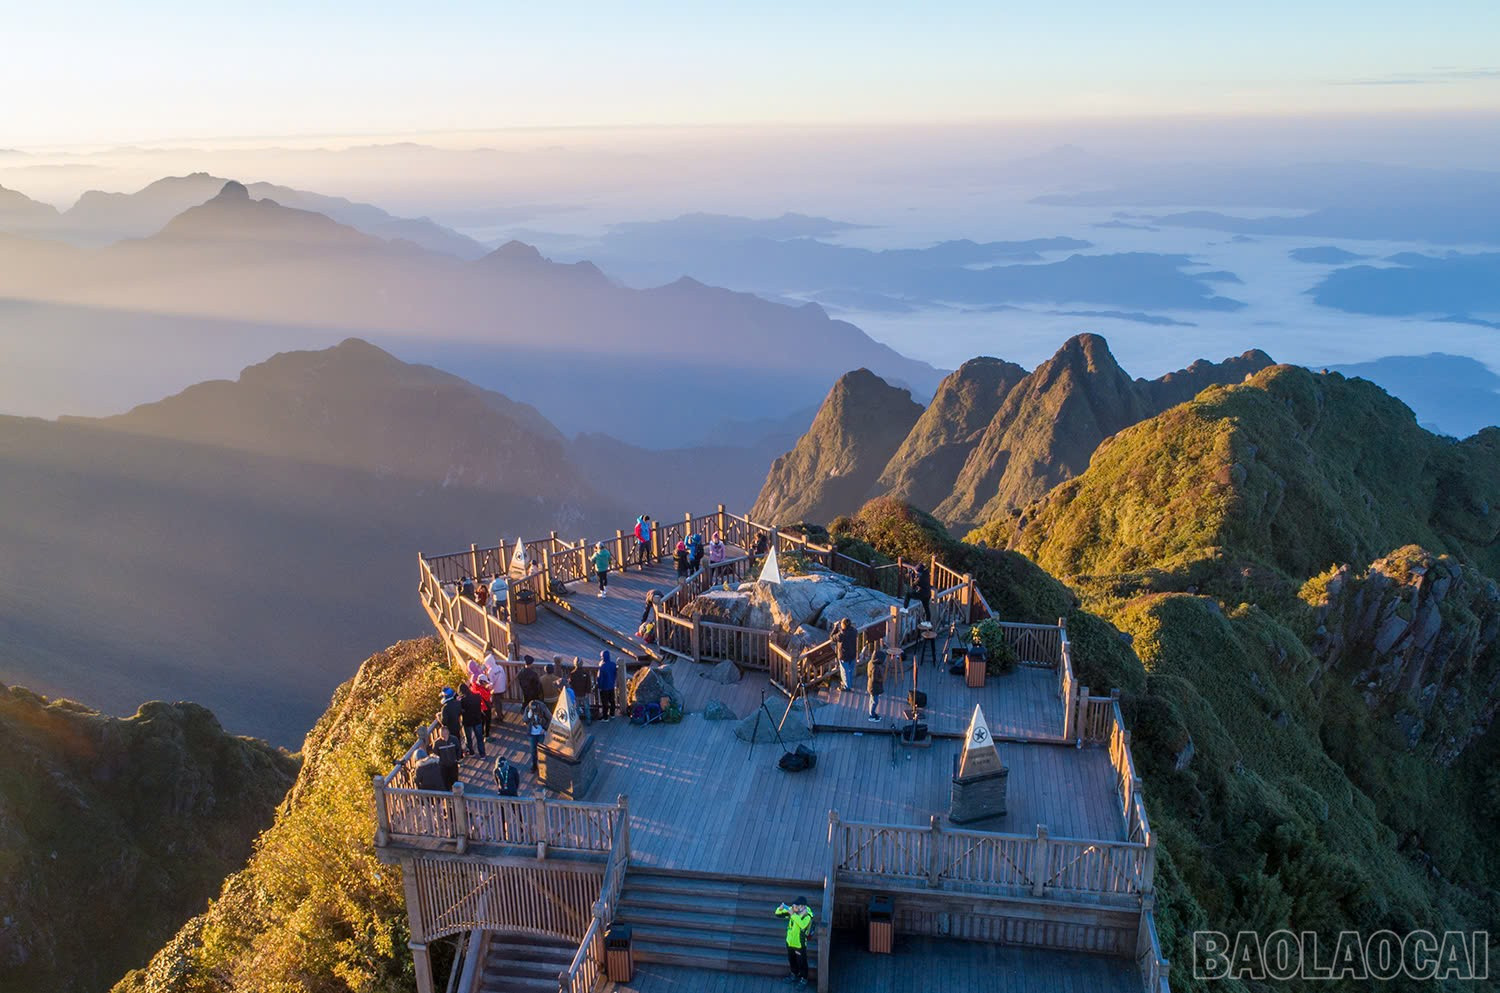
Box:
972, 619, 1018, 675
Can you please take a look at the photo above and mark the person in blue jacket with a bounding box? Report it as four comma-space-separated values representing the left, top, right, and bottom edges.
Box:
596, 649, 619, 721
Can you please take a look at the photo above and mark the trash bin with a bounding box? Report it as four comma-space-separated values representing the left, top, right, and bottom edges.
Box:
513, 588, 538, 625
868, 895, 894, 954
605, 924, 633, 982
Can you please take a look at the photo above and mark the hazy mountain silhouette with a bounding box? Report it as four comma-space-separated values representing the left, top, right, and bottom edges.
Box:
3, 171, 487, 256
0, 183, 60, 235
1289, 245, 1370, 264
0, 185, 942, 444
1310, 251, 1500, 316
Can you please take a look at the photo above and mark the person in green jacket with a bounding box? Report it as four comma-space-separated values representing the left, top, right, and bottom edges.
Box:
775, 897, 814, 985
591, 542, 611, 598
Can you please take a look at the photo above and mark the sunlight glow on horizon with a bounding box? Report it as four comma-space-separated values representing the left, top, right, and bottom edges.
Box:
5, 1, 1500, 146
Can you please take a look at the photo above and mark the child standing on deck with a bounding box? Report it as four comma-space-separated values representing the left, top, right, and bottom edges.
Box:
592, 541, 612, 597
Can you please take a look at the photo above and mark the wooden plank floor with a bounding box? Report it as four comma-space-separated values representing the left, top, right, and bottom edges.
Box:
606, 934, 1140, 993
461, 699, 1124, 882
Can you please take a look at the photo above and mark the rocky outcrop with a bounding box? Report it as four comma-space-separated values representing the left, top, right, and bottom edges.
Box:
877, 357, 1028, 511
626, 664, 684, 711
1306, 546, 1500, 765
686, 570, 902, 641
0, 684, 296, 993
751, 369, 922, 525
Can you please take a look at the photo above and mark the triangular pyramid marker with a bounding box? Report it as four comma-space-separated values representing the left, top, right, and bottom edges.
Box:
546, 685, 583, 750
759, 545, 783, 584
957, 705, 1005, 778
509, 537, 530, 577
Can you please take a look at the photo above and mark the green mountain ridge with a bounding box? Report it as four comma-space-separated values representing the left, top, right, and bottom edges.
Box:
0, 684, 296, 993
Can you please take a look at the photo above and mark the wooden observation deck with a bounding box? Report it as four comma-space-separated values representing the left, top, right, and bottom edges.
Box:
376, 508, 1171, 993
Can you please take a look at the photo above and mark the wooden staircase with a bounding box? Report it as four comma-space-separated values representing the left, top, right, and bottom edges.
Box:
478, 933, 578, 993
613, 869, 822, 979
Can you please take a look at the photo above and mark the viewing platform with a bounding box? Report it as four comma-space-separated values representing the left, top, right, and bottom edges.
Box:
377, 509, 1170, 993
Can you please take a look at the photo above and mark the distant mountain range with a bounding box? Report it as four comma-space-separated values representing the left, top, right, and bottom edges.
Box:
0, 172, 488, 256
752, 335, 1273, 530
0, 180, 942, 446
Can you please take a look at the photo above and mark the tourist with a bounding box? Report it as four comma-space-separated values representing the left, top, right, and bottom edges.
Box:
751, 531, 770, 570
836, 618, 859, 691
867, 648, 886, 722
641, 589, 659, 627
485, 653, 510, 724
474, 580, 489, 610
597, 649, 618, 721
471, 674, 494, 739
568, 657, 594, 722
545, 657, 566, 704
903, 562, 932, 621
516, 655, 543, 710
686, 530, 705, 572
592, 541, 612, 597
439, 686, 463, 744
488, 575, 505, 614
774, 897, 814, 986
707, 531, 726, 577
412, 748, 446, 792
674, 539, 690, 578
434, 732, 461, 789
493, 755, 520, 796
459, 683, 487, 759
524, 698, 551, 772
634, 514, 654, 567
460, 575, 475, 601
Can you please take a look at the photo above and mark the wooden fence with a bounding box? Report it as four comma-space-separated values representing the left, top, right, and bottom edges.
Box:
412, 856, 603, 942
830, 813, 1151, 904
375, 774, 621, 855
996, 620, 1065, 667
1137, 901, 1171, 993
559, 796, 632, 993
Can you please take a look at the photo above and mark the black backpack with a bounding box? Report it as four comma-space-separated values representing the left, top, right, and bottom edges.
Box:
778, 744, 817, 772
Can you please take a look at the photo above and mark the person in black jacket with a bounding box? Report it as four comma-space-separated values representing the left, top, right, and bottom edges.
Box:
439, 687, 463, 743
493, 756, 520, 796
903, 562, 932, 621
516, 655, 543, 709
412, 749, 445, 791
567, 658, 594, 723
434, 732, 461, 788
459, 684, 486, 758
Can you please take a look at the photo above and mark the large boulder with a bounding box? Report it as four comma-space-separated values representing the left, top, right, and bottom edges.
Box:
691, 588, 755, 627
820, 585, 903, 631
626, 664, 684, 711
733, 707, 814, 743
706, 660, 742, 684
705, 699, 737, 721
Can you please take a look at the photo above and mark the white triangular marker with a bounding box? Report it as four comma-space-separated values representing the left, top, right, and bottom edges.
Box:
509, 538, 530, 577
758, 545, 783, 584
957, 705, 1005, 778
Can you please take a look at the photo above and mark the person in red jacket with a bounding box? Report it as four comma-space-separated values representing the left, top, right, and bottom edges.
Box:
471, 675, 494, 739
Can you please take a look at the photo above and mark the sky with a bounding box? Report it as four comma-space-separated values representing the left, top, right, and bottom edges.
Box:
6, 0, 1500, 146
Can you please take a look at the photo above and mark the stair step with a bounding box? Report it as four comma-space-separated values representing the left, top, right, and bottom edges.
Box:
478, 975, 563, 993
483, 954, 570, 979
632, 937, 817, 977
485, 940, 575, 964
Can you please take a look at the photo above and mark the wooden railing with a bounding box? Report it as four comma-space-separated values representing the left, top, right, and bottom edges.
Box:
698, 621, 773, 669
1059, 632, 1077, 741
996, 620, 1065, 667
375, 774, 621, 855
413, 856, 602, 944
559, 796, 632, 993
1137, 900, 1171, 993
830, 813, 1150, 903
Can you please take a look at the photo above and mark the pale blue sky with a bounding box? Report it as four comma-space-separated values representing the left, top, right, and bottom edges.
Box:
6, 0, 1500, 144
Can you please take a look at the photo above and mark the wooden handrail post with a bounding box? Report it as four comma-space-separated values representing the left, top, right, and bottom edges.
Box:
535, 794, 549, 860
372, 774, 391, 847
541, 547, 553, 599
618, 793, 631, 862
886, 605, 900, 653
615, 528, 625, 570
716, 503, 726, 537
1030, 824, 1050, 897
1141, 831, 1157, 895
1076, 685, 1090, 744
452, 782, 469, 854
691, 614, 701, 663
963, 573, 974, 623
927, 813, 943, 888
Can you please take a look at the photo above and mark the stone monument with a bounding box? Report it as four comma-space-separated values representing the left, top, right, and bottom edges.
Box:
538, 686, 598, 798
950, 705, 1008, 824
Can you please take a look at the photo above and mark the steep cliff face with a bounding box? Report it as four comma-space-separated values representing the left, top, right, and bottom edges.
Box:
1305, 546, 1500, 765
876, 357, 1028, 512
113, 638, 453, 993
750, 369, 922, 526
935, 334, 1149, 528
0, 686, 296, 993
